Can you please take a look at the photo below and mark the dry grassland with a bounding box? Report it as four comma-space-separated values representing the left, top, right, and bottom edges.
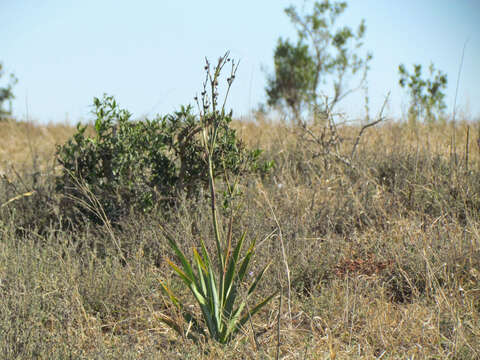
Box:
0, 117, 479, 359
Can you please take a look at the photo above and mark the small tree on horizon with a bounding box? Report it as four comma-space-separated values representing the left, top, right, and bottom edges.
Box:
398, 62, 448, 124
266, 0, 372, 123
0, 62, 17, 120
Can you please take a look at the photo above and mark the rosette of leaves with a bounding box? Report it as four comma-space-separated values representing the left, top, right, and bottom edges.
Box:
160, 53, 277, 344
161, 229, 276, 344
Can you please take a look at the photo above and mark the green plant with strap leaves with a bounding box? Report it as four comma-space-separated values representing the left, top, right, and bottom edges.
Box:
160, 53, 277, 344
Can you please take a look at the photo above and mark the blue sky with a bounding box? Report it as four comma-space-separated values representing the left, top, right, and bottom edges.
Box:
1, 0, 479, 123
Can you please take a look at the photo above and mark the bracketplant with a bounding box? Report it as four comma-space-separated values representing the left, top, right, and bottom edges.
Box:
160, 53, 277, 344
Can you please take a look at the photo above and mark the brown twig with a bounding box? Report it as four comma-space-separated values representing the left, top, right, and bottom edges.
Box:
350, 92, 390, 160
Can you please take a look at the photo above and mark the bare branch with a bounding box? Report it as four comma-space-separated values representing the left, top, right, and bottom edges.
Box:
350, 92, 390, 160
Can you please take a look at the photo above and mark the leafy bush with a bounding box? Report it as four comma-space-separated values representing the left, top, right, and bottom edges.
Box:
398, 63, 448, 123
266, 0, 371, 122
0, 62, 17, 120
56, 94, 266, 222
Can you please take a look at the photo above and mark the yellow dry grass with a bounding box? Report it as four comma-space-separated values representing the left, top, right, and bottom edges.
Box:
0, 117, 479, 358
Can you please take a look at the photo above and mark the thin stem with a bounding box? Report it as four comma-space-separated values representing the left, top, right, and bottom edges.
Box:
452, 38, 468, 124
207, 153, 224, 271
262, 190, 292, 324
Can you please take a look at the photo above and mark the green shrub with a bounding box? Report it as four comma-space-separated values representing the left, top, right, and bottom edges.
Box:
398, 63, 448, 124
0, 62, 17, 120
56, 94, 266, 222
266, 0, 371, 122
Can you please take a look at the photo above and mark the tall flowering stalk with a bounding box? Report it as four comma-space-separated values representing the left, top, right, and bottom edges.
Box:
160, 53, 276, 344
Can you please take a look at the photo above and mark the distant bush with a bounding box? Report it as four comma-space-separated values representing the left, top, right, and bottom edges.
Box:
398, 63, 447, 124
56, 94, 268, 222
266, 0, 372, 123
0, 62, 17, 120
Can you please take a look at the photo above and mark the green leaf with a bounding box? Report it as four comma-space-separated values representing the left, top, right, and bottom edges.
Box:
235, 291, 278, 336
193, 248, 208, 296
166, 259, 192, 285
159, 280, 181, 309
163, 229, 196, 282
237, 240, 255, 283
223, 300, 246, 340
223, 232, 246, 302
247, 262, 271, 296
207, 260, 221, 333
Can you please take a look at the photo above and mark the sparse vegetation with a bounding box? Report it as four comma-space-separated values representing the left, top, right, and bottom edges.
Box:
0, 6, 479, 359
1, 94, 479, 358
